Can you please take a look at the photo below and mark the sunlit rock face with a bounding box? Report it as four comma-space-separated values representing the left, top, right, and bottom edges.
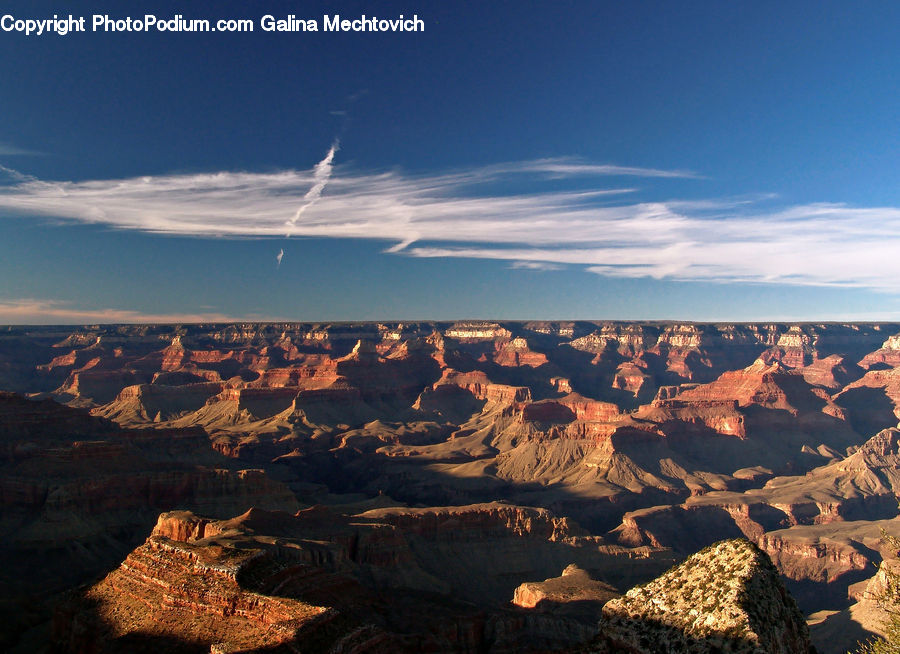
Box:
4, 321, 900, 651
52, 504, 667, 653
596, 539, 811, 654
512, 563, 618, 609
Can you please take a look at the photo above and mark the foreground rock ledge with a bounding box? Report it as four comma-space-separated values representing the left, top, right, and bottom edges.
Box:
595, 538, 812, 654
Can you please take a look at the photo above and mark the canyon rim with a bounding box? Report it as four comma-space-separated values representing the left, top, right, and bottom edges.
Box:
2, 2, 899, 652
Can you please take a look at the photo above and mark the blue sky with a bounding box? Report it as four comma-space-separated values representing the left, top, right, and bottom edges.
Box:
0, 0, 899, 323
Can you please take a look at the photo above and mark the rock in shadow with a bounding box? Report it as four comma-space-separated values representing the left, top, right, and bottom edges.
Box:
834, 386, 898, 439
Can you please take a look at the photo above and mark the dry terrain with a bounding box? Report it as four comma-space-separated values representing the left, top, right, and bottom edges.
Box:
4, 320, 900, 652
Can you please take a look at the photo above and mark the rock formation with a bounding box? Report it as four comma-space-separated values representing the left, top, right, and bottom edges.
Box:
596, 539, 811, 653
0, 391, 300, 651
512, 564, 618, 609
1, 321, 900, 651
53, 504, 669, 653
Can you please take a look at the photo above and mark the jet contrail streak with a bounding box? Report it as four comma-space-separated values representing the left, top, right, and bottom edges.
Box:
285, 141, 339, 237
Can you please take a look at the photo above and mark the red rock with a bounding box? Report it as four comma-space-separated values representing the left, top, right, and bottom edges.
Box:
51, 503, 670, 653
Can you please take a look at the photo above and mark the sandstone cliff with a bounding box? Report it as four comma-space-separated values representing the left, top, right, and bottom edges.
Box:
3, 322, 900, 651
53, 503, 670, 653
0, 391, 301, 651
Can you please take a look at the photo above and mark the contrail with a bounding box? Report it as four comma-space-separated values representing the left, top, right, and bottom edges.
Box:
278, 99, 355, 263
277, 140, 340, 267
285, 140, 339, 237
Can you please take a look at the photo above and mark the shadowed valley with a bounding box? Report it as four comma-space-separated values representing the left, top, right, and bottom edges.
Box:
4, 321, 900, 652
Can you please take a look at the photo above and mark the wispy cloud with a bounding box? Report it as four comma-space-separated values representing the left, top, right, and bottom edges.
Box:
0, 298, 257, 325
510, 261, 563, 271
0, 164, 35, 183
0, 142, 42, 157
0, 157, 899, 292
488, 158, 702, 179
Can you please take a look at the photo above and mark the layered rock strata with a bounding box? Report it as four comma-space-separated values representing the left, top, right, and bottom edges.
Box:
54, 504, 671, 653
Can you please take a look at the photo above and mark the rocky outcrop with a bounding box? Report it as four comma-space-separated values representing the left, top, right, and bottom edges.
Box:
834, 367, 900, 436
6, 322, 900, 650
512, 564, 617, 609
755, 519, 900, 613
52, 531, 353, 653
92, 381, 224, 424
493, 337, 550, 368
860, 331, 900, 369
358, 502, 577, 543
674, 359, 827, 413
428, 369, 532, 404
445, 322, 512, 340
799, 354, 864, 390
613, 428, 900, 554
596, 539, 811, 654
52, 503, 671, 653
0, 390, 302, 652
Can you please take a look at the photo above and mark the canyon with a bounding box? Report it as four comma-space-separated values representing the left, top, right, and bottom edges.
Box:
4, 320, 900, 652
